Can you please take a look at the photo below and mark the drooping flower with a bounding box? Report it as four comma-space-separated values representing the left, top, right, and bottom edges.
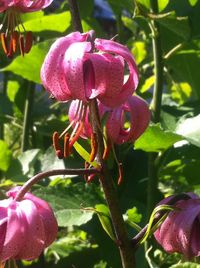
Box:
0, 187, 58, 265
41, 31, 139, 108
102, 95, 150, 144
0, 0, 54, 56
154, 193, 200, 259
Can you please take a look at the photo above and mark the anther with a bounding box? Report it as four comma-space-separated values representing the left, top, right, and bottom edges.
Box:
117, 163, 123, 185
90, 132, 98, 162
1, 33, 9, 55
11, 31, 19, 53
52, 131, 63, 159
24, 31, 33, 54
64, 133, 70, 158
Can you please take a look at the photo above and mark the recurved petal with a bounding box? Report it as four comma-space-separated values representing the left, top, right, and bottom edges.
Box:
0, 201, 26, 262
63, 41, 92, 101
97, 54, 125, 107
127, 95, 150, 141
23, 193, 58, 247
41, 32, 87, 101
83, 53, 109, 100
0, 200, 10, 254
16, 199, 46, 260
105, 106, 123, 144
95, 38, 139, 96
105, 96, 150, 144
17, 0, 53, 11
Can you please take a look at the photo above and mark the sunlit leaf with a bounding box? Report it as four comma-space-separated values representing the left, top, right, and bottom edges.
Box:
188, 0, 198, 7
74, 142, 99, 168
140, 75, 155, 93
0, 140, 12, 172
2, 40, 53, 83
135, 124, 183, 152
171, 82, 192, 105
22, 12, 71, 33
176, 114, 200, 147
132, 41, 147, 64
95, 204, 115, 241
34, 183, 103, 227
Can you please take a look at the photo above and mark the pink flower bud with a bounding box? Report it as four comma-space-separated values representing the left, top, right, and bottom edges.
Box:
154, 193, 200, 259
41, 31, 139, 108
0, 187, 57, 263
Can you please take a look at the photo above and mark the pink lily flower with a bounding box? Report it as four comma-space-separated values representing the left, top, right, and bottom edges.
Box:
0, 187, 57, 264
104, 95, 150, 144
41, 31, 139, 108
154, 193, 200, 259
0, 0, 53, 12
0, 0, 54, 56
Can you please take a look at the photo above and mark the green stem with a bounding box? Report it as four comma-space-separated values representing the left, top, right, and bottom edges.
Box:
21, 81, 35, 152
0, 73, 8, 140
147, 0, 164, 215
68, 1, 135, 266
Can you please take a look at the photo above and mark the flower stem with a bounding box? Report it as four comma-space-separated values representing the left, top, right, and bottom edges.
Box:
14, 168, 100, 201
68, 1, 135, 267
21, 81, 35, 152
89, 100, 136, 268
147, 0, 164, 216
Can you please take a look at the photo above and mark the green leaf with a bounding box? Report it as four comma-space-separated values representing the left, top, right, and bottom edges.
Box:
122, 16, 137, 34
95, 204, 115, 241
140, 75, 155, 93
188, 0, 198, 7
134, 124, 183, 152
136, 0, 168, 12
34, 183, 103, 227
176, 114, 200, 147
39, 147, 65, 173
21, 11, 44, 22
171, 82, 192, 105
0, 140, 12, 172
22, 12, 71, 34
7, 81, 20, 102
126, 207, 142, 224
2, 40, 54, 83
47, 231, 92, 259
107, 0, 133, 15
157, 13, 191, 40
168, 50, 200, 100
170, 262, 200, 268
73, 142, 99, 168
158, 0, 169, 11
18, 149, 40, 175
131, 41, 147, 64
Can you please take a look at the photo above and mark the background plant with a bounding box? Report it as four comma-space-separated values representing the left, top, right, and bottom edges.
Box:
0, 0, 200, 267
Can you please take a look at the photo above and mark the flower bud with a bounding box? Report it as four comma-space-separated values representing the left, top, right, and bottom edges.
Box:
0, 187, 58, 262
154, 193, 200, 259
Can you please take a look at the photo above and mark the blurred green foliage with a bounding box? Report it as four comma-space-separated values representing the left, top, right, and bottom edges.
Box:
1, 0, 200, 267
